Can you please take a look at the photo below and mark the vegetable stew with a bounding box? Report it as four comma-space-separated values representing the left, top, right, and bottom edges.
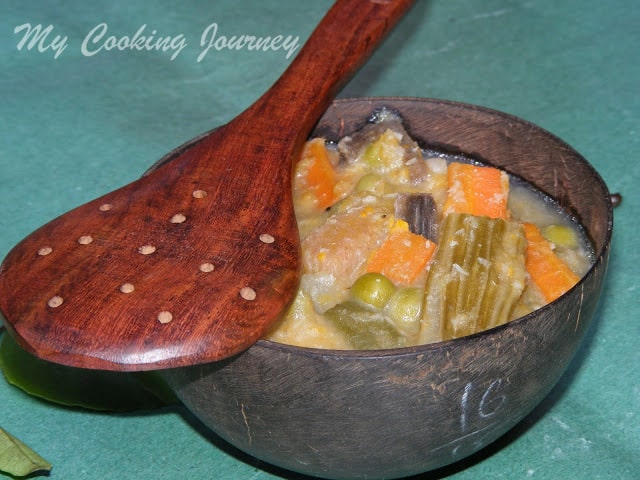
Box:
265, 111, 594, 349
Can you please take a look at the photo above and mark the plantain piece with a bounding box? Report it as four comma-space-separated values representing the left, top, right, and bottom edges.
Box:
394, 193, 438, 241
325, 301, 406, 350
420, 213, 526, 343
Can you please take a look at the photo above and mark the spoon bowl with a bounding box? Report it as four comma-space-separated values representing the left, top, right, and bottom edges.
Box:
0, 0, 415, 371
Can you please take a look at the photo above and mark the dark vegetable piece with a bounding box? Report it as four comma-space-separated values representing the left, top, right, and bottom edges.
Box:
394, 193, 438, 241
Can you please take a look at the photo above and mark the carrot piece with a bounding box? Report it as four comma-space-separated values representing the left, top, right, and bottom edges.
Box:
366, 220, 437, 286
523, 223, 580, 302
443, 162, 509, 219
303, 138, 338, 210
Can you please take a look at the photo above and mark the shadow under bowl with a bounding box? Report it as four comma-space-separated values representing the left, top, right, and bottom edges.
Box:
162, 98, 613, 479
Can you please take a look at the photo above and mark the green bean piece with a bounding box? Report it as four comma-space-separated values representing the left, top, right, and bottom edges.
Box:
420, 213, 526, 343
325, 301, 405, 350
349, 272, 396, 310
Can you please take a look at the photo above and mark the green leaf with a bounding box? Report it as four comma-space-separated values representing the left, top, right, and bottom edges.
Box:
0, 428, 51, 477
0, 332, 177, 411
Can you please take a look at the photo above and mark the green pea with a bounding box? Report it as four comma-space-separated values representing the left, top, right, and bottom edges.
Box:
355, 173, 385, 194
362, 141, 383, 170
385, 287, 423, 336
542, 224, 578, 248
349, 272, 396, 310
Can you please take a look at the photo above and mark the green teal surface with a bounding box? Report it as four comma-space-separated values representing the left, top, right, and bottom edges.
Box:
1, 1, 638, 478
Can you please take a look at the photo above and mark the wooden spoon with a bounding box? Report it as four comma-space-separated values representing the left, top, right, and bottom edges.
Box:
0, 0, 415, 371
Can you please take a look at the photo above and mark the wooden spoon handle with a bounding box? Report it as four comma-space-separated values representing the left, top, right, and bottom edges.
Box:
231, 0, 415, 146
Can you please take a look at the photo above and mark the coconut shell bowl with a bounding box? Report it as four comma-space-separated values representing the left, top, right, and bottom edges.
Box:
161, 97, 613, 480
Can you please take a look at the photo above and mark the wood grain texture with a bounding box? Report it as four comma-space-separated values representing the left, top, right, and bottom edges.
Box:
0, 0, 415, 371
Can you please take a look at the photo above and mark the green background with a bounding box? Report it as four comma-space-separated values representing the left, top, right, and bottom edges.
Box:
1, 1, 638, 478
